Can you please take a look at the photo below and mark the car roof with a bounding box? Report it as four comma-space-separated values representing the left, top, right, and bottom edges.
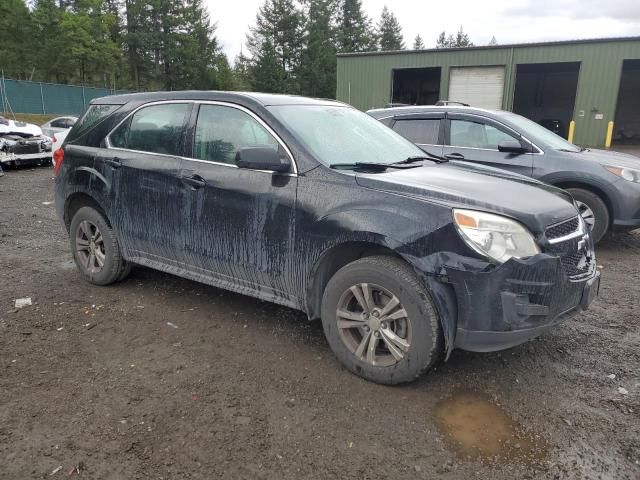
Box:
367, 105, 508, 119
90, 90, 347, 108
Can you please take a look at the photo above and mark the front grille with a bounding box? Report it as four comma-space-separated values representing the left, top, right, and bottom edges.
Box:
560, 251, 593, 278
546, 216, 580, 240
14, 142, 41, 155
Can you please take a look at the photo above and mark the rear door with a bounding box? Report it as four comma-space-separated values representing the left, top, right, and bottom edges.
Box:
179, 102, 298, 300
442, 113, 534, 176
389, 113, 444, 157
101, 102, 192, 260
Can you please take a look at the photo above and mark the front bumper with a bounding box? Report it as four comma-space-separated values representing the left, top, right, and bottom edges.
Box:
445, 253, 600, 352
0, 151, 52, 165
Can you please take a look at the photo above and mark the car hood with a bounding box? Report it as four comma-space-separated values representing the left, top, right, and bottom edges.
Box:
355, 163, 578, 234
567, 148, 640, 169
0, 118, 43, 137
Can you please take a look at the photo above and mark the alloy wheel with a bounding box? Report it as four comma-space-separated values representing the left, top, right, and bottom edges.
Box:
336, 283, 412, 367
575, 200, 595, 230
75, 220, 106, 274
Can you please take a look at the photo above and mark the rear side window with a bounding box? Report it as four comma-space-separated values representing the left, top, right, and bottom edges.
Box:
193, 105, 279, 164
393, 119, 440, 144
50, 118, 68, 128
109, 103, 189, 156
75, 105, 120, 136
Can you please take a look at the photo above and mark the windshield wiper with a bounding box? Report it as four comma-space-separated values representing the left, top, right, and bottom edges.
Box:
330, 162, 420, 171
393, 153, 448, 164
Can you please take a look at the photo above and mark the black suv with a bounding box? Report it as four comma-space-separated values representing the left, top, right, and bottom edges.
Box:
368, 105, 640, 243
54, 92, 600, 384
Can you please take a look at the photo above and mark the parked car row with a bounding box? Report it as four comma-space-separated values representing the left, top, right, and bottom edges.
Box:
53, 92, 603, 385
368, 105, 640, 243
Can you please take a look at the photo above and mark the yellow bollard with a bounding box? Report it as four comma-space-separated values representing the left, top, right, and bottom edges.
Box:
568, 120, 576, 144
605, 121, 614, 149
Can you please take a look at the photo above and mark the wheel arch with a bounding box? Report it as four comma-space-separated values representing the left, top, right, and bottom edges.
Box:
64, 192, 111, 232
305, 241, 402, 321
551, 180, 614, 229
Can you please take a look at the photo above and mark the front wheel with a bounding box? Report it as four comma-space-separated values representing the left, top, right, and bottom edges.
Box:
321, 256, 443, 385
566, 188, 609, 243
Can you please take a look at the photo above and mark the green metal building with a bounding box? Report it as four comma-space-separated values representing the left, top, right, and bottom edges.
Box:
336, 36, 640, 147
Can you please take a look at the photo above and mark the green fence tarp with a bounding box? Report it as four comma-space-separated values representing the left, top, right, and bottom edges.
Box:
0, 78, 132, 116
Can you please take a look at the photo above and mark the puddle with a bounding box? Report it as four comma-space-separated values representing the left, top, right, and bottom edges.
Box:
434, 392, 548, 465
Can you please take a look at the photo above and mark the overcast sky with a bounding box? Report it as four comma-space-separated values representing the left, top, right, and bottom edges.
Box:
206, 0, 640, 61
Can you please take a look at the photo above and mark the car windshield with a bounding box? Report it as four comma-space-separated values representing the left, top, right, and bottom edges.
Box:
268, 105, 425, 166
501, 112, 581, 152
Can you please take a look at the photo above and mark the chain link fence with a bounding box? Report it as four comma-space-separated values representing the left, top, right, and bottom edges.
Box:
0, 77, 132, 116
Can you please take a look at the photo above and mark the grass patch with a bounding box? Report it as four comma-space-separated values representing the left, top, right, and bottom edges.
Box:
1, 112, 58, 125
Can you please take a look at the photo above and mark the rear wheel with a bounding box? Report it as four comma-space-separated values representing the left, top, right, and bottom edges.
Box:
321, 256, 442, 385
69, 206, 131, 285
566, 188, 609, 243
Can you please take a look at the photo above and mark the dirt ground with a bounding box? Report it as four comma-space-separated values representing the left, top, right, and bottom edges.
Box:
1, 167, 638, 480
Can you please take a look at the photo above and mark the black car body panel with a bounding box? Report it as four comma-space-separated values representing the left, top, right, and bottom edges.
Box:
368, 105, 640, 233
55, 92, 599, 358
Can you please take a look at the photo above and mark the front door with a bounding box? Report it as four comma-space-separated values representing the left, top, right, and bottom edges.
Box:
180, 102, 298, 302
443, 113, 534, 176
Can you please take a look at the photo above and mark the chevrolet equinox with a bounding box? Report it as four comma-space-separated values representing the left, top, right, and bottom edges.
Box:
54, 92, 600, 384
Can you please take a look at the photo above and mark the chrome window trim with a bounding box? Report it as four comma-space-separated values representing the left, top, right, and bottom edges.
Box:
104, 99, 298, 175
376, 110, 543, 155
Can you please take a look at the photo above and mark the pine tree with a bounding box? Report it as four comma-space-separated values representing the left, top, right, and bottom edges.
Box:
247, 0, 304, 93
436, 26, 473, 48
0, 0, 36, 80
299, 0, 338, 98
454, 26, 473, 47
233, 50, 253, 90
412, 34, 425, 50
337, 0, 375, 53
376, 6, 404, 51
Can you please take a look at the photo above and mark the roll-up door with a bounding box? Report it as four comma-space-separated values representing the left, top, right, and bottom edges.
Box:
448, 66, 505, 110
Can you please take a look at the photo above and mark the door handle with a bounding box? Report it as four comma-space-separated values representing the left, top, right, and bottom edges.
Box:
181, 174, 206, 189
444, 153, 465, 160
104, 157, 121, 169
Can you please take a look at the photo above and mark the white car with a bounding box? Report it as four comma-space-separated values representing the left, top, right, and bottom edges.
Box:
41, 116, 77, 138
0, 117, 53, 167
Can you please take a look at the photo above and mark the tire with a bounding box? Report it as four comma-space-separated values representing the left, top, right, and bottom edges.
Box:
566, 188, 609, 243
69, 206, 131, 285
320, 255, 443, 385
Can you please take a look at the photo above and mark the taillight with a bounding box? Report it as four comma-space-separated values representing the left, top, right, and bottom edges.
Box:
53, 148, 64, 175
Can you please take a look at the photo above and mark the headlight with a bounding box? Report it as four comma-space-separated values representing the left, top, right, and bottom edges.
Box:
453, 209, 540, 263
605, 165, 640, 184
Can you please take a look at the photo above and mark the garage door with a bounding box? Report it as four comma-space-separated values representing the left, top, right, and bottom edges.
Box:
448, 66, 505, 110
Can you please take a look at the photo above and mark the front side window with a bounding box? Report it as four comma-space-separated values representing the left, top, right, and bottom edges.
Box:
393, 119, 440, 145
109, 103, 189, 156
193, 105, 279, 164
450, 119, 517, 150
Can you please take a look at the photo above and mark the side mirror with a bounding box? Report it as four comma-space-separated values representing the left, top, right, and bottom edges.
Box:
236, 147, 290, 173
498, 140, 527, 155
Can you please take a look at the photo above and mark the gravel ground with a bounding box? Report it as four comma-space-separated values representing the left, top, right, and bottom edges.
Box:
0, 167, 638, 480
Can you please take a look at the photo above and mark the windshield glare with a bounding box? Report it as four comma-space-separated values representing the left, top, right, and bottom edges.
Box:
268, 105, 425, 166
502, 113, 580, 152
